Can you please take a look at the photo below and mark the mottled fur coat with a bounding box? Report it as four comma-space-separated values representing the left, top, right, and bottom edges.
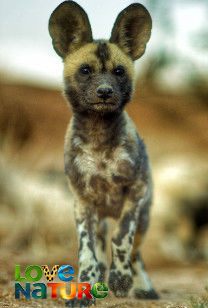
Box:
49, 1, 158, 306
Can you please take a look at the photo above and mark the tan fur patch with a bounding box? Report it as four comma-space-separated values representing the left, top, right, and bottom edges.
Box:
63, 41, 134, 81
64, 42, 101, 79
106, 43, 134, 79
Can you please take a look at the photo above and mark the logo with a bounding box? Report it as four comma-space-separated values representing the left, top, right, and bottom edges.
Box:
15, 265, 108, 300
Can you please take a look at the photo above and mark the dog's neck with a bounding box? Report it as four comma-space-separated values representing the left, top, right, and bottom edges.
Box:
72, 110, 126, 147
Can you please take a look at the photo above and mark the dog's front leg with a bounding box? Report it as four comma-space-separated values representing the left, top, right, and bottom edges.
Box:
108, 183, 149, 298
74, 199, 99, 285
66, 200, 98, 307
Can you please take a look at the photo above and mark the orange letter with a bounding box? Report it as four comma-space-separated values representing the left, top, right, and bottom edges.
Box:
47, 283, 65, 299
60, 282, 76, 299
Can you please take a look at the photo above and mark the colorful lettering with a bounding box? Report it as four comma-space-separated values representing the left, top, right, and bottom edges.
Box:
91, 283, 108, 298
58, 265, 74, 282
15, 282, 30, 299
25, 265, 42, 282
60, 282, 76, 299
32, 283, 47, 299
77, 283, 92, 299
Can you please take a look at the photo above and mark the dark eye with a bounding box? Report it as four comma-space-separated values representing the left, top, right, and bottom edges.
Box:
113, 66, 125, 76
80, 65, 91, 75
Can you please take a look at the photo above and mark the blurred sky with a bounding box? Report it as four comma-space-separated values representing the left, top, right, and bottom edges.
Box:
0, 0, 207, 90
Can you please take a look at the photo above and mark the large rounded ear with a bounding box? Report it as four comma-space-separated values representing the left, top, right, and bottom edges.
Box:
49, 1, 93, 58
110, 3, 152, 60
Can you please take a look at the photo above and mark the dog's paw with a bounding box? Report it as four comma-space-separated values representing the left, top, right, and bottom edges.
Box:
134, 288, 159, 300
65, 297, 96, 307
108, 270, 133, 297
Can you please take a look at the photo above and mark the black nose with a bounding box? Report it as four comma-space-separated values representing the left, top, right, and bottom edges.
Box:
96, 87, 114, 99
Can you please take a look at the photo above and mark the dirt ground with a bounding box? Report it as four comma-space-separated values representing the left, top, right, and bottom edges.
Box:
0, 261, 207, 308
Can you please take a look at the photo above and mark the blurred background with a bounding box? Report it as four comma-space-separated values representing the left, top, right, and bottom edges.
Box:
0, 0, 208, 307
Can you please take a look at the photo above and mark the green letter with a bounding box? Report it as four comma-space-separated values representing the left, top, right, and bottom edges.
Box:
25, 265, 42, 282
15, 265, 26, 282
91, 283, 108, 299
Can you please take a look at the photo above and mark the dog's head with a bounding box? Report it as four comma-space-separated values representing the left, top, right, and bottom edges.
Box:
49, 1, 152, 114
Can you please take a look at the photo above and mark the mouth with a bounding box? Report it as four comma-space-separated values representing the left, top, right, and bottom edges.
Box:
92, 102, 116, 105
86, 99, 119, 112
91, 99, 117, 106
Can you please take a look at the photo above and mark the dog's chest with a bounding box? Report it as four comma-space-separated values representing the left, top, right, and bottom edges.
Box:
74, 140, 135, 180
70, 142, 135, 217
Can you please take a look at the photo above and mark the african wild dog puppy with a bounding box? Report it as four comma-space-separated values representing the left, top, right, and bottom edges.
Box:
49, 1, 159, 306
